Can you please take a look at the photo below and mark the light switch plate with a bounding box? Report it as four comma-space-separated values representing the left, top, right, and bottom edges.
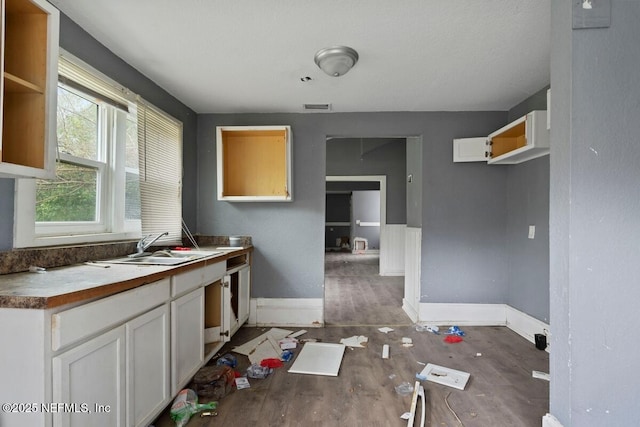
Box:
528, 225, 536, 239
573, 0, 610, 29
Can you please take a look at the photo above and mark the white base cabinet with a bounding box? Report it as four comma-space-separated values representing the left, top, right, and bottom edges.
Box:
0, 253, 251, 427
52, 325, 126, 427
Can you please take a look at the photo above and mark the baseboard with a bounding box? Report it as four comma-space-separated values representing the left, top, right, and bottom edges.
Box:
417, 303, 550, 351
248, 298, 324, 328
542, 414, 564, 427
418, 303, 507, 326
505, 305, 550, 351
402, 298, 419, 323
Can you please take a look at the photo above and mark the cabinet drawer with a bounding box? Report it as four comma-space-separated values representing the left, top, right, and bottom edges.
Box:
52, 278, 170, 351
171, 267, 204, 297
203, 261, 226, 284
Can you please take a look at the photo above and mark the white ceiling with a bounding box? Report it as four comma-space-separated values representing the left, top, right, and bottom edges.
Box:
50, 0, 550, 114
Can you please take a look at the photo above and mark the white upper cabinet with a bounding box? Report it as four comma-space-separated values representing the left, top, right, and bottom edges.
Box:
216, 125, 293, 201
452, 110, 549, 165
0, 0, 59, 178
487, 110, 549, 164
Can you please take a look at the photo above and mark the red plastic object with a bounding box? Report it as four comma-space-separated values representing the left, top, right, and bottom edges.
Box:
260, 358, 284, 369
172, 247, 191, 251
444, 335, 463, 343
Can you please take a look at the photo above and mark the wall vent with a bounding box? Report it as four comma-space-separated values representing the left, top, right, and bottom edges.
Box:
303, 103, 331, 111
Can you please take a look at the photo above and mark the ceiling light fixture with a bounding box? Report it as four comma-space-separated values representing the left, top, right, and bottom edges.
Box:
314, 46, 359, 77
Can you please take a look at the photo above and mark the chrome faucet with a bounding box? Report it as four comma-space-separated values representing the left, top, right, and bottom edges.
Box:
129, 231, 169, 257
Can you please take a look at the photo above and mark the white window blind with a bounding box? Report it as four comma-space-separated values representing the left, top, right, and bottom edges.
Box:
137, 99, 183, 245
58, 55, 134, 109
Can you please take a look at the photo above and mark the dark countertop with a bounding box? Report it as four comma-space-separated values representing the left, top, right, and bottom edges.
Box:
0, 247, 252, 309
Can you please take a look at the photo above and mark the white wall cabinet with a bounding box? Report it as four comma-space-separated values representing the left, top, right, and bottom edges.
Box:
0, 0, 59, 178
216, 125, 293, 201
452, 111, 549, 165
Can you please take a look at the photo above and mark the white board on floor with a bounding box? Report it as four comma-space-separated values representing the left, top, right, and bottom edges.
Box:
419, 363, 470, 390
288, 342, 346, 376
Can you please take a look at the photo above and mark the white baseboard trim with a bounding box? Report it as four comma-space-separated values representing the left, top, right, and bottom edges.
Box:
402, 298, 419, 323
542, 414, 564, 427
417, 303, 550, 349
248, 298, 324, 328
418, 303, 507, 326
505, 305, 550, 350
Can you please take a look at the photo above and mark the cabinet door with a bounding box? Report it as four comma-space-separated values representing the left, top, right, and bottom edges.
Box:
126, 304, 170, 427
237, 266, 251, 325
52, 326, 126, 427
452, 137, 487, 162
171, 288, 204, 394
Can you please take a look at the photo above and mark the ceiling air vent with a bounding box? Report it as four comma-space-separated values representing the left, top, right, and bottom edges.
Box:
303, 103, 331, 111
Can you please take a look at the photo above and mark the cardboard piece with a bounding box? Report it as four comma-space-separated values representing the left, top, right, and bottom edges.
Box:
233, 328, 293, 364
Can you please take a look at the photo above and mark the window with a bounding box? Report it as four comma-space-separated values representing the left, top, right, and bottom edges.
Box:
14, 52, 182, 248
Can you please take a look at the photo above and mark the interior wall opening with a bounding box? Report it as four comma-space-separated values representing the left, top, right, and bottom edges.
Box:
324, 136, 410, 326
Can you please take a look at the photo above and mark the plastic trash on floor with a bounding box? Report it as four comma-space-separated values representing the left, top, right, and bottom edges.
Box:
170, 388, 217, 427
444, 325, 465, 336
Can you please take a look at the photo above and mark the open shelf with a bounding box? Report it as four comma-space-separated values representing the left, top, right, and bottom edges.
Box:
216, 126, 292, 201
1, 0, 58, 178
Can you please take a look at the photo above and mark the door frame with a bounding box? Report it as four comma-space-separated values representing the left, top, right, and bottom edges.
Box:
326, 175, 387, 229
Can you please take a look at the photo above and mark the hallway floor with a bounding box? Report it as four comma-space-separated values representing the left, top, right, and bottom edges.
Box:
324, 252, 410, 326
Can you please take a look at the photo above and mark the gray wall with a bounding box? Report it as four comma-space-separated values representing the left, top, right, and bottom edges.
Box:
508, 86, 550, 122
406, 137, 423, 228
505, 89, 550, 322
550, 1, 640, 426
505, 156, 549, 322
351, 190, 380, 249
326, 138, 406, 224
197, 111, 508, 301
0, 13, 199, 251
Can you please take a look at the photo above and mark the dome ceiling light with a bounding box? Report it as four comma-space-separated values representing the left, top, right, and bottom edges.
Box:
314, 46, 359, 77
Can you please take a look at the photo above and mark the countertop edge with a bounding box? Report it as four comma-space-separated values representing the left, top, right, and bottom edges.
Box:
0, 246, 253, 310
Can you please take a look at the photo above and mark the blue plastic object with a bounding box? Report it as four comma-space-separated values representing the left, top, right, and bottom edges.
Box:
280, 349, 294, 362
444, 326, 465, 336
215, 353, 237, 368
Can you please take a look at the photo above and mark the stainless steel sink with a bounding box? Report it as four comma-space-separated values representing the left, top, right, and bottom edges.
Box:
98, 250, 222, 266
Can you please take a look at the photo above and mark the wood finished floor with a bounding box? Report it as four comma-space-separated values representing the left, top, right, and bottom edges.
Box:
324, 252, 410, 326
152, 253, 548, 427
